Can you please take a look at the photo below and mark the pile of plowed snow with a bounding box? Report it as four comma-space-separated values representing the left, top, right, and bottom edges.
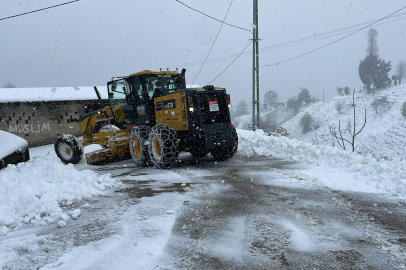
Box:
238, 129, 406, 199
0, 154, 117, 236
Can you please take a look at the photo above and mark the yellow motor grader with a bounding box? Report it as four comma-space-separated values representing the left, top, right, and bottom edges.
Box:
54, 69, 238, 169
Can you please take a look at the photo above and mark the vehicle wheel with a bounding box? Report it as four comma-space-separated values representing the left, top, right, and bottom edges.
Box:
189, 149, 208, 158
148, 124, 178, 169
129, 126, 150, 167
54, 134, 84, 164
22, 147, 30, 162
211, 127, 238, 161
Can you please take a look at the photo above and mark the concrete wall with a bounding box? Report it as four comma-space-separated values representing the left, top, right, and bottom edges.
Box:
0, 100, 107, 147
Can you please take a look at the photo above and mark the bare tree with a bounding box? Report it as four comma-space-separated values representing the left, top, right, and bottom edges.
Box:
4, 81, 16, 88
396, 60, 406, 85
366, 28, 379, 56
329, 90, 367, 152
371, 96, 389, 114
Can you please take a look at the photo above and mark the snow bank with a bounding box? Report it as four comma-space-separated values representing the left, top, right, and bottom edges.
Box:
238, 129, 406, 198
0, 131, 28, 158
0, 154, 117, 236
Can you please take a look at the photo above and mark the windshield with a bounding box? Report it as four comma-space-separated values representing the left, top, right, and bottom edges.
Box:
108, 79, 130, 108
145, 75, 178, 98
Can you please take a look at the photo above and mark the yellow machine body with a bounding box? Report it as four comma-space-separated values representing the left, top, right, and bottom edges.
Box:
154, 91, 188, 131
78, 104, 131, 165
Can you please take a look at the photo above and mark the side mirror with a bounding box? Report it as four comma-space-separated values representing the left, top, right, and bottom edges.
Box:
108, 93, 114, 99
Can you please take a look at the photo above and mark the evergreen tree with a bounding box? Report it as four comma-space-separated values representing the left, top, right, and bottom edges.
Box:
359, 28, 392, 92
234, 100, 249, 117
359, 53, 391, 92
298, 87, 312, 104
263, 90, 278, 110
287, 96, 300, 114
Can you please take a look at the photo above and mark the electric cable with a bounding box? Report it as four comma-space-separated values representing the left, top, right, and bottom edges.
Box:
191, 0, 234, 87
175, 0, 251, 33
208, 40, 253, 85
261, 5, 406, 68
174, 15, 406, 68
0, 0, 80, 21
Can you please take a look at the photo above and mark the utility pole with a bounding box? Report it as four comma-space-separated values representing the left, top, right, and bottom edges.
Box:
255, 0, 260, 129
252, 0, 259, 131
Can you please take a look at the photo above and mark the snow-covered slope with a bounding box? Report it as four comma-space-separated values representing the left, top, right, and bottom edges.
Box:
282, 84, 406, 161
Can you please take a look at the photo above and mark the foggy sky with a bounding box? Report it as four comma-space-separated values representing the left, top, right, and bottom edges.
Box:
1, 0, 405, 104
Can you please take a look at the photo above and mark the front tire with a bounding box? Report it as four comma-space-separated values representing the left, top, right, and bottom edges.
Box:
148, 124, 178, 169
211, 127, 238, 161
54, 134, 84, 164
129, 126, 150, 167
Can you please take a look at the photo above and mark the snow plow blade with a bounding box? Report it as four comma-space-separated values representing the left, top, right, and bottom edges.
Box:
85, 141, 130, 165
85, 148, 112, 165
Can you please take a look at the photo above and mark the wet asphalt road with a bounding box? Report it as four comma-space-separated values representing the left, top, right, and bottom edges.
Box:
159, 154, 406, 269
5, 153, 405, 269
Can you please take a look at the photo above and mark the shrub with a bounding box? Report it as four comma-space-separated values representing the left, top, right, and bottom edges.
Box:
402, 101, 406, 117
300, 112, 319, 134
372, 96, 389, 114
335, 100, 345, 114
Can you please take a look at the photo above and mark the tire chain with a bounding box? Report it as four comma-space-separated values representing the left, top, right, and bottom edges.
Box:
129, 126, 150, 167
149, 124, 179, 169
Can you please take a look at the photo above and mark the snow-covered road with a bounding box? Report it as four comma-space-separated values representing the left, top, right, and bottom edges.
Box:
1, 129, 406, 269
2, 153, 405, 269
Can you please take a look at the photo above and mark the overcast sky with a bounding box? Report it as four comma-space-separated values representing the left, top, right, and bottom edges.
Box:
1, 0, 405, 103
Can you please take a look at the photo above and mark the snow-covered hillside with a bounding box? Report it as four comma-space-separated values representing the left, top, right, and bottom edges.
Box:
282, 84, 406, 161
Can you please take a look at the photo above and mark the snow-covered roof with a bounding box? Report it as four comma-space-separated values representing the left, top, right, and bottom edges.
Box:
0, 130, 28, 158
0, 86, 108, 102
0, 85, 201, 103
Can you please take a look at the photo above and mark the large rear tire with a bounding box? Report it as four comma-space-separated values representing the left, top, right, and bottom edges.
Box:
148, 124, 178, 169
211, 127, 238, 161
54, 134, 84, 164
129, 126, 150, 167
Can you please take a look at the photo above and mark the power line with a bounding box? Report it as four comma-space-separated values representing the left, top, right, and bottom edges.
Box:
261, 6, 406, 68
0, 0, 80, 21
208, 40, 253, 85
173, 14, 406, 68
260, 11, 406, 51
175, 0, 251, 33
191, 0, 234, 86
233, 92, 406, 107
